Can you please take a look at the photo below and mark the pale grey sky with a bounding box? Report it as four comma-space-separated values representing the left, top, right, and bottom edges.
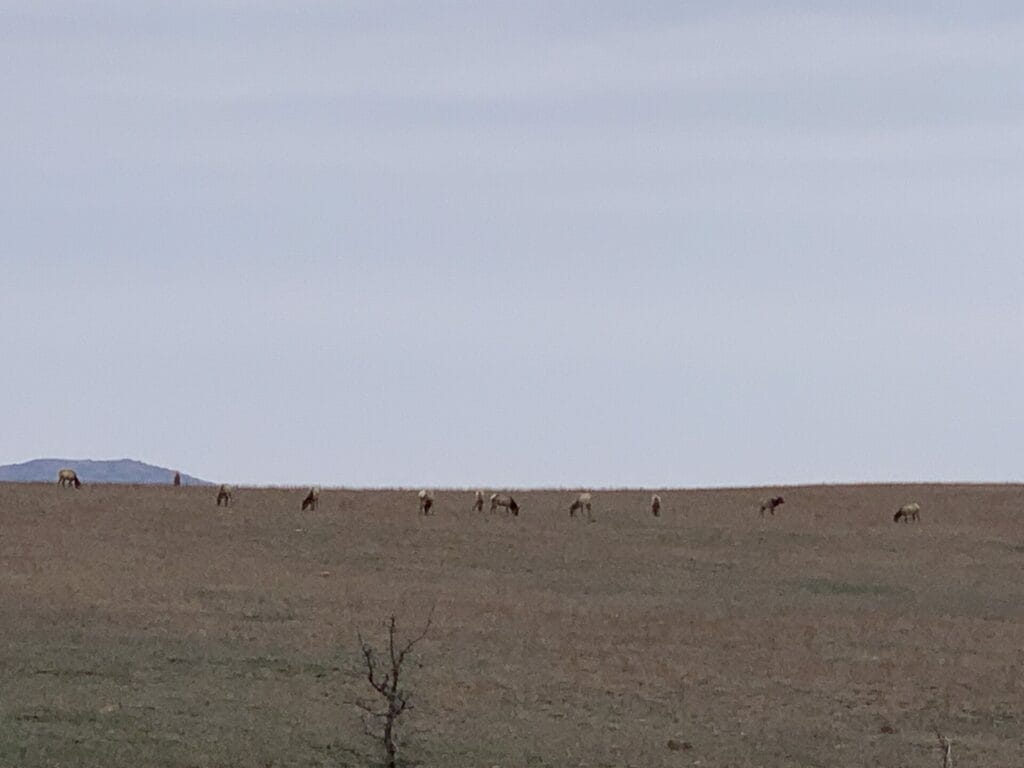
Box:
1, 2, 1021, 487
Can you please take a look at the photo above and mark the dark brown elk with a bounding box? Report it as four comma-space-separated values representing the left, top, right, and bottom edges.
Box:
216, 484, 233, 507
759, 496, 784, 517
301, 486, 321, 511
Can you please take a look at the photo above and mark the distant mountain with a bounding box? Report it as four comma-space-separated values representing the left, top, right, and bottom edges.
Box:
0, 458, 211, 486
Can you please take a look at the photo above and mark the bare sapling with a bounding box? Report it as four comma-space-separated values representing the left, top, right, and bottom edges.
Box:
355, 610, 434, 768
935, 729, 952, 768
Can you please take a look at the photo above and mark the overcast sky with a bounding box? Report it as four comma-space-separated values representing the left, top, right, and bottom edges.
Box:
1, 2, 1021, 487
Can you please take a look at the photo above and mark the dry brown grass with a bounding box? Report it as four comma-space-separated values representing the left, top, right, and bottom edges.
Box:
1, 482, 1023, 766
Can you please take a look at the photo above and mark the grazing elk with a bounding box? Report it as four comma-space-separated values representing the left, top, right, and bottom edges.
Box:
418, 489, 434, 515
651, 494, 662, 517
893, 502, 920, 523
57, 468, 81, 488
759, 496, 785, 517
569, 492, 593, 520
301, 486, 321, 511
489, 493, 519, 516
216, 484, 233, 507
172, 471, 181, 487
473, 490, 484, 512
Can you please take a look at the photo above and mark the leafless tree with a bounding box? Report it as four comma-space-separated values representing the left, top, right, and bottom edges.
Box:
355, 610, 433, 768
935, 729, 952, 768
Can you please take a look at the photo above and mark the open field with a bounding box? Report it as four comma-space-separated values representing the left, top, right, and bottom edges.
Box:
1, 483, 1023, 767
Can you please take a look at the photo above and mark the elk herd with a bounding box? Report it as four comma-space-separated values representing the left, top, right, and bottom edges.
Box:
51, 468, 924, 524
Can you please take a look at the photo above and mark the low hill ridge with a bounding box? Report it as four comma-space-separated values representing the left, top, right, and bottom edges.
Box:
0, 458, 210, 486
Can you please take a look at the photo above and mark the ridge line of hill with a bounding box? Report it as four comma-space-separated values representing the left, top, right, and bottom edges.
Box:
0, 458, 211, 486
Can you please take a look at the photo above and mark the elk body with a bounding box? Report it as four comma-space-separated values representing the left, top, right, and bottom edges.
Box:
489, 493, 519, 516
893, 502, 920, 523
57, 468, 81, 488
301, 486, 321, 511
569, 492, 593, 520
216, 484, 233, 507
759, 496, 784, 517
418, 489, 434, 515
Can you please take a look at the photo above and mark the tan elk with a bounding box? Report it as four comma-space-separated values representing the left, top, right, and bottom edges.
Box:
216, 484, 233, 507
57, 468, 81, 488
473, 490, 484, 512
301, 486, 321, 511
569, 492, 593, 520
418, 489, 434, 515
893, 502, 920, 523
651, 494, 662, 517
489, 493, 519, 516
